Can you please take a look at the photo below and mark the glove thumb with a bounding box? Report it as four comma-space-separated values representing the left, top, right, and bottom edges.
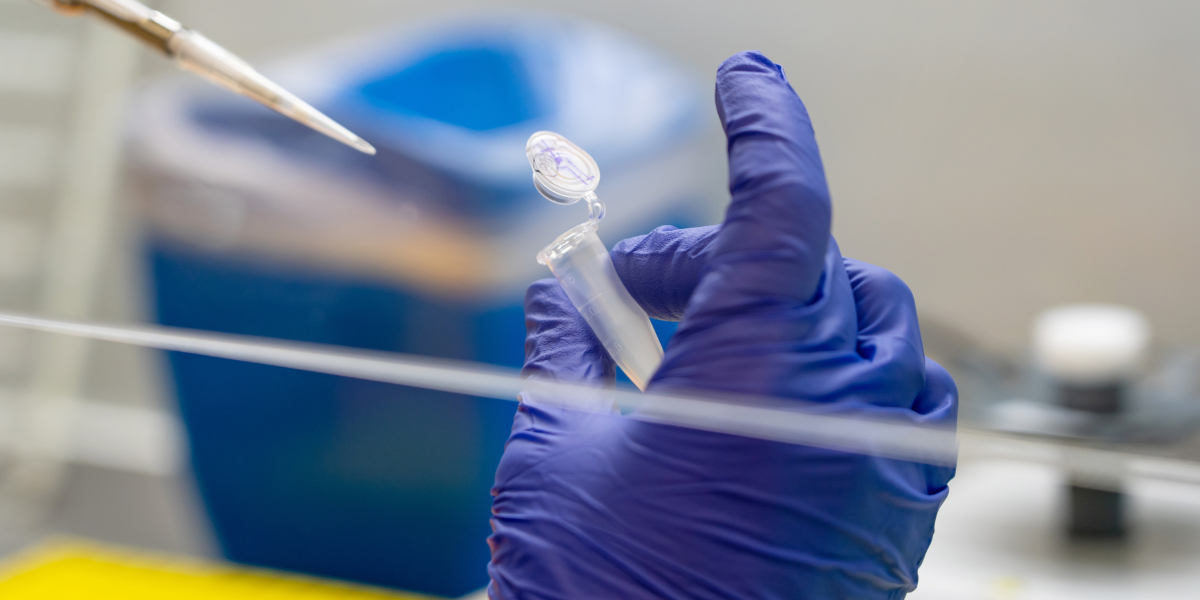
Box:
522, 278, 614, 385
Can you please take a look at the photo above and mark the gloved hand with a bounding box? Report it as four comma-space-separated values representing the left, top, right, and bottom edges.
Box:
487, 51, 957, 600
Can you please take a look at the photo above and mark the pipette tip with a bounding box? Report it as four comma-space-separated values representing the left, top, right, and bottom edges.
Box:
166, 28, 378, 156
352, 137, 377, 155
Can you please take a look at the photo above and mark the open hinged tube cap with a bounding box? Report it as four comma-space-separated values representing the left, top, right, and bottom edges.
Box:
527, 130, 600, 204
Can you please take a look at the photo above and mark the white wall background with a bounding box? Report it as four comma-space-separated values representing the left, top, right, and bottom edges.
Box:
142, 0, 1200, 353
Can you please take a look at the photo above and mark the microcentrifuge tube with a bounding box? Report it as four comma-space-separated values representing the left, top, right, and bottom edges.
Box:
527, 131, 663, 390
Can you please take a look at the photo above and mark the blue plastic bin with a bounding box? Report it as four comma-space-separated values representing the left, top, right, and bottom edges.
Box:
128, 14, 713, 597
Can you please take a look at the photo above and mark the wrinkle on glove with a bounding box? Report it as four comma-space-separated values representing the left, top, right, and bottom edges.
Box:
489, 51, 957, 600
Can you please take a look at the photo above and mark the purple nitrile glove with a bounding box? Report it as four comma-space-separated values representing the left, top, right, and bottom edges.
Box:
487, 51, 957, 600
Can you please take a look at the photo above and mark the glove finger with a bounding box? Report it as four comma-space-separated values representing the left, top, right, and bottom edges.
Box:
914, 358, 957, 421
691, 51, 832, 316
840, 258, 927, 408
652, 239, 861, 397
522, 278, 615, 385
493, 280, 618, 507
912, 358, 959, 491
610, 225, 720, 321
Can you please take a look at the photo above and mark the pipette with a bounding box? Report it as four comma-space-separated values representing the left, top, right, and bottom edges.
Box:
31, 0, 376, 155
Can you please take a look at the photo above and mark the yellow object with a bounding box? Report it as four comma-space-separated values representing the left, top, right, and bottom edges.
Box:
0, 538, 442, 599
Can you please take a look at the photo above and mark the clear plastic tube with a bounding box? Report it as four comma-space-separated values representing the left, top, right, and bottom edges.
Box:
527, 131, 663, 389
0, 309, 966, 465
537, 222, 663, 390
13, 308, 1200, 483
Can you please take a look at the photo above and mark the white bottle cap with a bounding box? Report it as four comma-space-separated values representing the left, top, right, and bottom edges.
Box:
1032, 304, 1150, 385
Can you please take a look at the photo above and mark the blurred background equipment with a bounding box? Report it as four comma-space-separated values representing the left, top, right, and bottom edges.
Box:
125, 13, 711, 597
0, 0, 178, 538
1031, 305, 1149, 538
937, 303, 1200, 534
920, 304, 1200, 599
